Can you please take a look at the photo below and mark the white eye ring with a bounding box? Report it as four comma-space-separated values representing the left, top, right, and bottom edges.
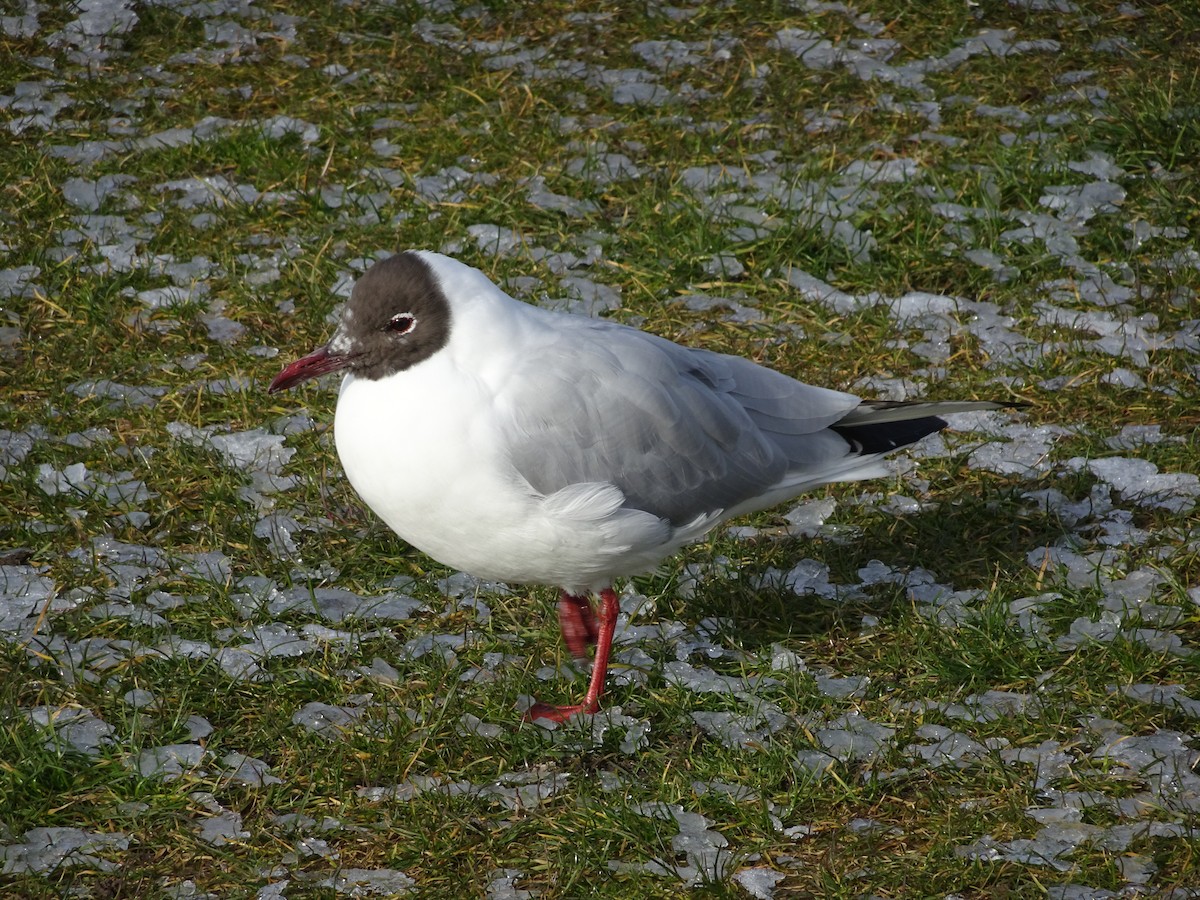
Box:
387, 312, 417, 335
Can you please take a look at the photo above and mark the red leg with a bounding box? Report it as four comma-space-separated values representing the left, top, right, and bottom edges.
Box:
557, 590, 598, 659
525, 588, 620, 723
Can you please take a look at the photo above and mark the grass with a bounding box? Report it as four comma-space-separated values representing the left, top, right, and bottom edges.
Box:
2, 0, 1200, 897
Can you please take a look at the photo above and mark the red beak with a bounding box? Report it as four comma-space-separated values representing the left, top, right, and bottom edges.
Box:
267, 345, 349, 393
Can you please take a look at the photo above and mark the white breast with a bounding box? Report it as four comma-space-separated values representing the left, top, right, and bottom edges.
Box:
332, 337, 682, 593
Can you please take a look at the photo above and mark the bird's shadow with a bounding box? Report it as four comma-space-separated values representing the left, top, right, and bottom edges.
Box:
649, 483, 1070, 654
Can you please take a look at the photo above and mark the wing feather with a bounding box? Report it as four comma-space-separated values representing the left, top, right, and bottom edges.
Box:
497, 319, 862, 525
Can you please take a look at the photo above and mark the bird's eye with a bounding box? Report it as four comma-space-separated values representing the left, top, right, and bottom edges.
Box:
386, 313, 416, 335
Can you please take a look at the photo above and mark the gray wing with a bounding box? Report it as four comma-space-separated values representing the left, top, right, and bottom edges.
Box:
498, 318, 860, 525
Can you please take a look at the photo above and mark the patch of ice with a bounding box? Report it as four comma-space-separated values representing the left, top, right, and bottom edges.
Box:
196, 811, 249, 847
258, 114, 319, 145
782, 498, 837, 538
0, 3, 40, 39
841, 157, 921, 184
485, 868, 537, 900
265, 585, 423, 623
1, 564, 61, 639
813, 673, 869, 699
254, 512, 302, 558
49, 0, 139, 54
467, 223, 528, 255
26, 706, 116, 755
1065, 456, 1200, 513
223, 622, 311, 658
1001, 740, 1074, 789
358, 768, 568, 811
167, 422, 297, 505
185, 715, 214, 742
619, 802, 732, 886
1101, 366, 1144, 388
458, 713, 503, 740
543, 275, 622, 316
410, 165, 498, 205
1104, 424, 1169, 451
0, 827, 128, 875
779, 558, 839, 599
1039, 181, 1125, 224
309, 867, 415, 895
68, 379, 166, 407
200, 310, 246, 343
124, 688, 156, 708
966, 424, 1066, 476
62, 174, 138, 211
1027, 545, 1121, 588
524, 176, 597, 218
1112, 684, 1200, 718
0, 427, 38, 465
812, 713, 897, 763
221, 752, 283, 787
664, 660, 777, 697
291, 701, 367, 739
130, 744, 206, 781
395, 627, 466, 664
1055, 614, 1122, 650
691, 709, 772, 751
906, 724, 991, 768
956, 824, 1100, 872
734, 866, 786, 899
565, 151, 642, 185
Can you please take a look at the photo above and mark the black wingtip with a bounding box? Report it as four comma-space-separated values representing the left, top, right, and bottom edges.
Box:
831, 416, 948, 454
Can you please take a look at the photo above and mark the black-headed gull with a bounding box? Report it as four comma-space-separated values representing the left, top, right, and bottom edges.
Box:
270, 251, 1017, 722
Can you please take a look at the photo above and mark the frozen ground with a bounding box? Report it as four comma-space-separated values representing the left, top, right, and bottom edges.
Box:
1, 0, 1198, 896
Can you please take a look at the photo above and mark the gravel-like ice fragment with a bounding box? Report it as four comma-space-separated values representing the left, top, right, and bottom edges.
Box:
623, 802, 733, 885
254, 512, 302, 557
0, 266, 42, 299
813, 713, 896, 762
131, 744, 206, 780
292, 701, 366, 738
907, 726, 989, 767
459, 713, 503, 740
814, 674, 868, 699
1104, 424, 1168, 450
0, 827, 129, 874
782, 498, 837, 537
780, 558, 849, 600
544, 275, 622, 316
1, 564, 60, 638
1066, 456, 1200, 512
663, 660, 777, 697
68, 379, 166, 407
26, 706, 115, 755
1113, 684, 1200, 718
1001, 740, 1074, 788
123, 688, 156, 708
50, 0, 138, 53
734, 866, 786, 899
222, 752, 283, 787
967, 424, 1064, 476
1090, 730, 1199, 788
485, 868, 536, 900
197, 811, 249, 846
185, 715, 214, 741
691, 710, 768, 751
61, 174, 138, 211
1039, 181, 1125, 223
310, 867, 415, 895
